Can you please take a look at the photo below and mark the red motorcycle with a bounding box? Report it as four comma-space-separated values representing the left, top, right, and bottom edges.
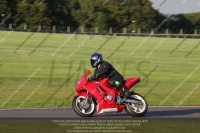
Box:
72, 70, 148, 117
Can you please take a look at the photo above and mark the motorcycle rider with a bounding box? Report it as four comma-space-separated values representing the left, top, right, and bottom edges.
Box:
89, 53, 131, 100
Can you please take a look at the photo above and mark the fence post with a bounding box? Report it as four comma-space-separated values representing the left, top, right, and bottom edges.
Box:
81, 27, 84, 33
52, 26, 56, 32
137, 28, 141, 34
95, 27, 98, 33
151, 28, 154, 34
165, 29, 169, 34
180, 29, 183, 34
9, 23, 12, 30
67, 26, 70, 32
194, 29, 198, 35
24, 24, 27, 30
123, 28, 127, 34
109, 27, 112, 34
38, 25, 41, 31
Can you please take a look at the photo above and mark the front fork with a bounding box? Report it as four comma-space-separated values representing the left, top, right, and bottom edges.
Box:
84, 91, 93, 104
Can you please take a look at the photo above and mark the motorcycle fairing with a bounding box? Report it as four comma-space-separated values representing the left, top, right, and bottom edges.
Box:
81, 80, 125, 114
125, 77, 140, 89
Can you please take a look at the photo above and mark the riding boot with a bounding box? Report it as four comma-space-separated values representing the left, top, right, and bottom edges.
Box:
117, 86, 131, 104
119, 86, 131, 98
122, 86, 131, 99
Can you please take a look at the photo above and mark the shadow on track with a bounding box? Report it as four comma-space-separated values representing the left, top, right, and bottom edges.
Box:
145, 108, 200, 117
96, 108, 200, 117
96, 113, 129, 117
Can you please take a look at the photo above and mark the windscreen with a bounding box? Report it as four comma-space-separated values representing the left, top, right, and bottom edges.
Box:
76, 70, 92, 90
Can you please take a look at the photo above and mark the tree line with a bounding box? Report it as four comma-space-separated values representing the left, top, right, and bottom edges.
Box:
0, 0, 200, 33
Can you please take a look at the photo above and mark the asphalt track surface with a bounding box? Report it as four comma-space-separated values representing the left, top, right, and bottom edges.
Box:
0, 106, 200, 121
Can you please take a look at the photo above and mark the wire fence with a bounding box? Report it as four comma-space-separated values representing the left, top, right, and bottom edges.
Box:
1, 23, 200, 39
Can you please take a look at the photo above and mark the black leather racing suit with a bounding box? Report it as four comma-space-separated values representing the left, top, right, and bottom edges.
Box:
93, 61, 125, 89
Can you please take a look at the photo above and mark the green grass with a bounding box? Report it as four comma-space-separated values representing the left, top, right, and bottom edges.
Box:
0, 120, 199, 133
0, 31, 200, 108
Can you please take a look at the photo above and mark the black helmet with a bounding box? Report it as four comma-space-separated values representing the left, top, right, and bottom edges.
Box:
90, 53, 103, 68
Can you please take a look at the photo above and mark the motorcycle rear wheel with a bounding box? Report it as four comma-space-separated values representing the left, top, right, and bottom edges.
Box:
72, 96, 96, 117
125, 93, 148, 117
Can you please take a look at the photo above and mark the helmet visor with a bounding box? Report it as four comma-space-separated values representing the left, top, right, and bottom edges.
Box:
90, 59, 97, 68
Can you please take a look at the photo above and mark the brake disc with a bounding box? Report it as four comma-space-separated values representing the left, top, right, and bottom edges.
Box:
80, 99, 91, 110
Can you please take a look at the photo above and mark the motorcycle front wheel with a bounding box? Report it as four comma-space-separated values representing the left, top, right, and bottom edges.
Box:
125, 93, 148, 117
72, 96, 96, 117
